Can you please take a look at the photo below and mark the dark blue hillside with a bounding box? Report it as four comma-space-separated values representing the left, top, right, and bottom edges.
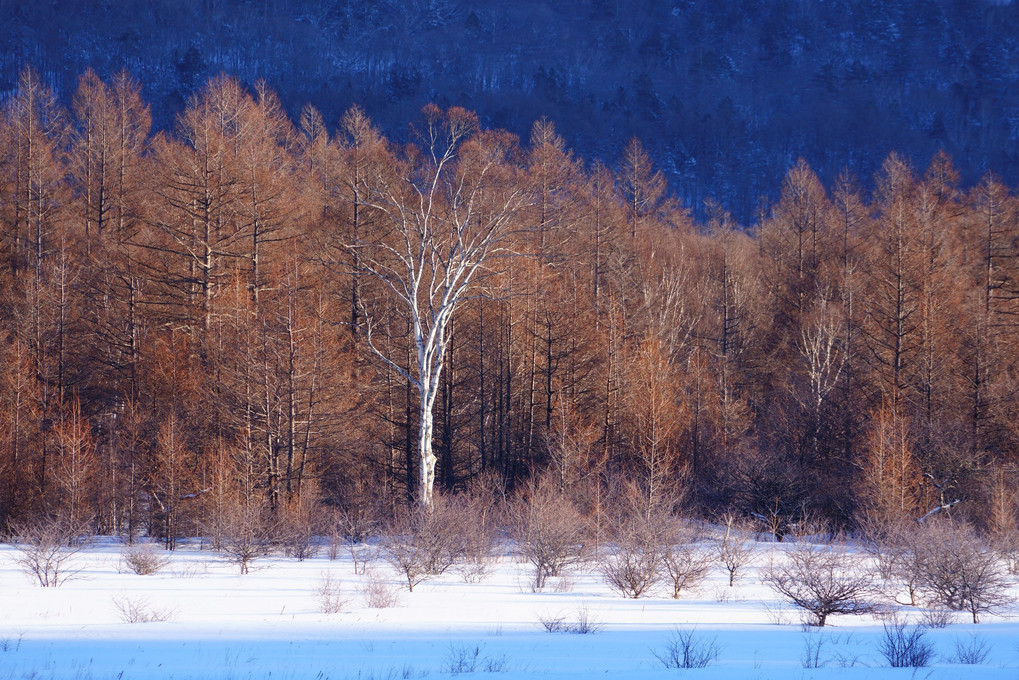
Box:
2, 0, 1017, 222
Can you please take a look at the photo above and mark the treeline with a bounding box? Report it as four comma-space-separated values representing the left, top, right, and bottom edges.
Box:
1, 68, 1018, 544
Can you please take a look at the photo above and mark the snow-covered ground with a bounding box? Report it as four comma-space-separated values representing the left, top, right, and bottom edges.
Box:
1, 537, 1017, 679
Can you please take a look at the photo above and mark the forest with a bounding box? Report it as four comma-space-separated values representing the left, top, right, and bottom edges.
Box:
3, 0, 1019, 223
1, 66, 1018, 551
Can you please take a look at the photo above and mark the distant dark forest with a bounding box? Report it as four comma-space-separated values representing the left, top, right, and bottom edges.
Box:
2, 0, 1018, 222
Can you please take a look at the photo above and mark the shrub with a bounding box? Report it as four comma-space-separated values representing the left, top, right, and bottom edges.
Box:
571, 603, 603, 634
717, 515, 755, 587
918, 603, 955, 628
600, 516, 663, 598
121, 542, 171, 575
801, 630, 826, 669
112, 595, 176, 623
536, 604, 602, 634
275, 496, 319, 561
862, 515, 927, 607
447, 490, 499, 583
511, 475, 590, 591
381, 497, 469, 592
911, 519, 1013, 623
762, 542, 877, 627
361, 569, 400, 608
660, 520, 714, 599
951, 634, 991, 665
537, 611, 568, 633
652, 628, 721, 669
327, 504, 381, 569
214, 499, 280, 574
11, 516, 91, 587
443, 643, 507, 675
877, 621, 934, 668
317, 570, 346, 614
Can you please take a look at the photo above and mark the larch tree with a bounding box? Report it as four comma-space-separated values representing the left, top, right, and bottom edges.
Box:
1, 67, 72, 501
2, 66, 68, 278
0, 339, 43, 524
351, 105, 527, 509
964, 174, 1019, 455
624, 333, 687, 517
69, 69, 152, 423
617, 137, 665, 240
861, 154, 924, 410
859, 399, 923, 524
53, 395, 97, 529
143, 75, 249, 336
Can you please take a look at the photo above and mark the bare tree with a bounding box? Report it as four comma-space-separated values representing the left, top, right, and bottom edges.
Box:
862, 514, 925, 606
660, 519, 714, 599
600, 497, 664, 598
911, 520, 1013, 623
616, 137, 665, 240
512, 474, 590, 591
762, 541, 878, 626
381, 495, 471, 591
624, 334, 686, 517
212, 497, 281, 574
11, 515, 91, 587
795, 297, 846, 458
717, 514, 755, 587
53, 396, 97, 530
351, 105, 526, 509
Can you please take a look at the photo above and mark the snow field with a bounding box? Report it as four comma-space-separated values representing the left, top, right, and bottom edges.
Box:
0, 538, 1017, 679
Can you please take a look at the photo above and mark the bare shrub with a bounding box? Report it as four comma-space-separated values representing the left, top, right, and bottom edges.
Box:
877, 620, 934, 668
992, 532, 1019, 576
171, 561, 209, 579
801, 631, 863, 668
918, 603, 955, 629
381, 496, 470, 592
988, 467, 1019, 576
800, 630, 828, 668
571, 603, 603, 634
717, 515, 755, 586
861, 515, 924, 606
789, 508, 834, 542
537, 611, 568, 633
347, 539, 380, 575
762, 542, 877, 627
276, 495, 320, 561
443, 643, 479, 676
660, 519, 714, 599
512, 474, 590, 591
11, 516, 91, 587
121, 542, 171, 575
361, 569, 400, 608
951, 634, 991, 665
550, 573, 576, 592
761, 601, 794, 625
214, 499, 280, 574
443, 642, 507, 675
327, 503, 381, 570
536, 604, 602, 634
600, 516, 663, 598
381, 529, 432, 592
652, 627, 721, 669
453, 554, 491, 584
112, 596, 176, 623
447, 488, 500, 583
317, 571, 346, 614
911, 519, 1013, 623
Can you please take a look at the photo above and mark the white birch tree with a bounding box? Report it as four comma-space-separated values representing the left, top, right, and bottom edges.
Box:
349, 105, 525, 509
